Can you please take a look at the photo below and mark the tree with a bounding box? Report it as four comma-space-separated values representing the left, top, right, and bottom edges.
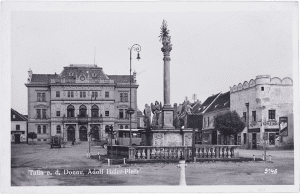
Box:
28, 132, 37, 145
215, 111, 245, 135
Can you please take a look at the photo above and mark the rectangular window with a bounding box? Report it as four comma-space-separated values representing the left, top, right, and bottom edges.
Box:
68, 91, 74, 98
261, 87, 264, 91
252, 111, 256, 122
36, 109, 41, 119
207, 117, 210, 127
119, 109, 124, 119
80, 91, 86, 98
243, 133, 247, 144
105, 91, 109, 98
92, 91, 98, 98
213, 116, 215, 127
42, 93, 46, 101
243, 112, 246, 122
269, 133, 275, 145
16, 125, 20, 131
125, 109, 129, 119
56, 111, 60, 117
56, 91, 60, 97
203, 118, 206, 128
269, 110, 276, 120
37, 93, 41, 101
42, 109, 47, 119
105, 111, 109, 117
43, 127, 47, 133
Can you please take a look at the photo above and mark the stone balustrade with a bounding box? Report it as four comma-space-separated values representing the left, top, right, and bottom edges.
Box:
107, 145, 240, 160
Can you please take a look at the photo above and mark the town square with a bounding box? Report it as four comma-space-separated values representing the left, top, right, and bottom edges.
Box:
1, 1, 299, 193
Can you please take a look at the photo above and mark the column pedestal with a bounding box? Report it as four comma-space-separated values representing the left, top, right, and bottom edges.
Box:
162, 105, 175, 130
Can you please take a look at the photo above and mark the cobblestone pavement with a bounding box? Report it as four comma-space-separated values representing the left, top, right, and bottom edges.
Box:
11, 143, 295, 186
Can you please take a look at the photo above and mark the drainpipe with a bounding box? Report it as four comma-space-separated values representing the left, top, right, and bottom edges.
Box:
245, 103, 249, 149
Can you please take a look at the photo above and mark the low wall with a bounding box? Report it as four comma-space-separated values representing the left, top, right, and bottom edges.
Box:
108, 145, 240, 160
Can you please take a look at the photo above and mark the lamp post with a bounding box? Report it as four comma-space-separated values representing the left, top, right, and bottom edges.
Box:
88, 95, 97, 156
127, 44, 141, 146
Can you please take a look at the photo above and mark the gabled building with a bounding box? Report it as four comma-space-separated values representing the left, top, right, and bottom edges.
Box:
25, 64, 138, 143
11, 108, 28, 143
202, 92, 230, 145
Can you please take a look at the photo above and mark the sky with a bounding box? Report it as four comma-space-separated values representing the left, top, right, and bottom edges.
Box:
8, 1, 298, 115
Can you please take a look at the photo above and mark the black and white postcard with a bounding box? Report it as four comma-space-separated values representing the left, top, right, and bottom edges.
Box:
1, 1, 299, 193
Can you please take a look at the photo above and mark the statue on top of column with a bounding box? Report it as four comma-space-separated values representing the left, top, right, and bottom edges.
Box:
159, 20, 172, 54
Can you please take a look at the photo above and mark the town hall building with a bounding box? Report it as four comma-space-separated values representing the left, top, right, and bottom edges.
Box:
25, 64, 138, 143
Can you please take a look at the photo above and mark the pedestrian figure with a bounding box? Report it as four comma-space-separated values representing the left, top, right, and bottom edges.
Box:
72, 138, 75, 146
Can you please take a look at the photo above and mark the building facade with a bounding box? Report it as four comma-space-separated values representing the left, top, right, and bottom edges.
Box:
202, 92, 230, 145
11, 109, 28, 143
25, 64, 138, 143
230, 75, 293, 149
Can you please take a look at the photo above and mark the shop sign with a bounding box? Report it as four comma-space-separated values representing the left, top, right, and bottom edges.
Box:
263, 120, 278, 126
248, 128, 260, 133
279, 117, 288, 136
203, 130, 212, 134
265, 128, 279, 132
11, 131, 25, 134
250, 121, 258, 127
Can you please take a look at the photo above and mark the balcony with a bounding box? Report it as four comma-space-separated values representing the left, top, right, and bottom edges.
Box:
55, 116, 114, 123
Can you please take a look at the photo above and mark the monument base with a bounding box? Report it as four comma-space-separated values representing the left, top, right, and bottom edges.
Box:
162, 105, 175, 130
148, 130, 192, 147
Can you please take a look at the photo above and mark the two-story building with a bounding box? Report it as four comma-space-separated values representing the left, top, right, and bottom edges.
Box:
230, 75, 293, 149
201, 92, 230, 145
11, 108, 28, 143
25, 64, 138, 143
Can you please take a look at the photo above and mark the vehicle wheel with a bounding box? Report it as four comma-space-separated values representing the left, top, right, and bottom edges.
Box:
132, 144, 136, 146
103, 144, 107, 149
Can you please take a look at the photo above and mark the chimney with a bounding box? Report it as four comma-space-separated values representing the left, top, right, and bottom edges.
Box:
133, 71, 137, 83
28, 68, 32, 83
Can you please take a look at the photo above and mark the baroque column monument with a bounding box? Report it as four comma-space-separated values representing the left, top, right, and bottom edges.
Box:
141, 20, 193, 147
160, 20, 175, 130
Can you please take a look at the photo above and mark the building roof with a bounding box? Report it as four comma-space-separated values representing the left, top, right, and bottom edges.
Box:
31, 74, 59, 83
11, 109, 28, 121
198, 93, 220, 113
205, 91, 230, 113
108, 75, 133, 83
60, 65, 109, 80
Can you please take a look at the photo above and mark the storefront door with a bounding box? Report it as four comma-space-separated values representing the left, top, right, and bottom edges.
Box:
252, 133, 257, 149
14, 134, 20, 143
212, 131, 217, 145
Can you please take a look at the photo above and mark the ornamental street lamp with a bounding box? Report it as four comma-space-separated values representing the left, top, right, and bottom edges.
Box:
127, 44, 141, 146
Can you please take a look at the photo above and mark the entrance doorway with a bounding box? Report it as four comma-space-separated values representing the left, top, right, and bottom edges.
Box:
79, 126, 87, 141
67, 126, 75, 141
252, 133, 257, 149
212, 131, 217, 145
91, 126, 99, 140
14, 134, 20, 143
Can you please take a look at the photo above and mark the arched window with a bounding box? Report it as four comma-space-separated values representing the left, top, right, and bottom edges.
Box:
37, 125, 41, 133
43, 125, 47, 133
67, 105, 75, 117
79, 104, 87, 117
125, 125, 128, 129
91, 104, 99, 117
56, 125, 61, 134
120, 125, 123, 129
